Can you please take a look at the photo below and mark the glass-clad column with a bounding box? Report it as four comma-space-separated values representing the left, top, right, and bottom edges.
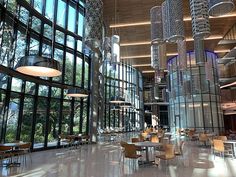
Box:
168, 51, 223, 134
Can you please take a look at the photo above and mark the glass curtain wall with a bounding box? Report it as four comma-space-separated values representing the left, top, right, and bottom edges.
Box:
168, 51, 223, 134
0, 0, 90, 150
103, 61, 144, 132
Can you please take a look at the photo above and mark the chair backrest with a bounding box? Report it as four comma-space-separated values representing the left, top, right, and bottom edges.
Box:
150, 135, 159, 143
199, 133, 208, 141
139, 134, 144, 141
213, 139, 224, 152
164, 144, 175, 159
131, 138, 140, 143
217, 136, 227, 141
19, 142, 31, 149
141, 132, 148, 139
0, 145, 12, 151
124, 144, 138, 158
120, 141, 128, 148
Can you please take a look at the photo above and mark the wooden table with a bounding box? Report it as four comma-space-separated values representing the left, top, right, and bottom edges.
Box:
0, 142, 27, 167
132, 142, 163, 163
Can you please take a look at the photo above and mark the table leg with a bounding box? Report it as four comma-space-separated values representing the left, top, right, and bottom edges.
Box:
145, 147, 149, 162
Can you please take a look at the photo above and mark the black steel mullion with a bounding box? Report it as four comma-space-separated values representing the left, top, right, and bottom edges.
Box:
30, 84, 39, 150
79, 98, 83, 133
1, 77, 12, 143
70, 98, 74, 135
44, 86, 51, 148
58, 88, 63, 146
16, 81, 26, 140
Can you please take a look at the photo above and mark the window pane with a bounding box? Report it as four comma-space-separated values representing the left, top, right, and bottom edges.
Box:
11, 77, 22, 92
64, 52, 74, 85
5, 93, 20, 142
34, 97, 47, 149
67, 35, 75, 49
0, 90, 6, 139
73, 101, 80, 134
84, 61, 89, 88
20, 96, 34, 142
55, 30, 64, 44
76, 57, 82, 86
38, 85, 49, 97
57, 0, 66, 27
29, 38, 39, 55
62, 100, 71, 134
44, 24, 52, 39
53, 48, 63, 82
78, 12, 84, 37
45, 0, 54, 20
68, 5, 76, 32
25, 81, 36, 95
47, 99, 60, 147
32, 16, 41, 33
34, 0, 43, 14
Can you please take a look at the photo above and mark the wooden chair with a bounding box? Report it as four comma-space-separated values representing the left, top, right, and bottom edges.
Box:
0, 146, 14, 166
156, 144, 175, 166
217, 136, 227, 141
120, 141, 128, 162
131, 138, 144, 152
199, 133, 208, 146
17, 143, 32, 164
212, 139, 233, 159
150, 135, 159, 143
123, 144, 142, 168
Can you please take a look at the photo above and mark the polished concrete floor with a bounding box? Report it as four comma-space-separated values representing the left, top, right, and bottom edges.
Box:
1, 136, 236, 177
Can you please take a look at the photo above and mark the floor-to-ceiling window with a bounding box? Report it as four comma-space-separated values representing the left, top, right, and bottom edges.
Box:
103, 61, 144, 132
0, 0, 89, 150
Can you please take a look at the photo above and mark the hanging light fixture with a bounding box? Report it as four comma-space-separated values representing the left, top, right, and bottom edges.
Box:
103, 37, 112, 62
208, 0, 235, 17
109, 95, 125, 104
16, 56, 61, 77
16, 1, 61, 77
150, 6, 163, 44
67, 88, 89, 97
162, 1, 171, 42
120, 102, 132, 108
111, 35, 120, 63
111, 105, 121, 111
166, 0, 185, 43
189, 0, 211, 39
84, 0, 103, 49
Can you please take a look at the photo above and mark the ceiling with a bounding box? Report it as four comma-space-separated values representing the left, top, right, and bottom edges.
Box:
102, 0, 236, 77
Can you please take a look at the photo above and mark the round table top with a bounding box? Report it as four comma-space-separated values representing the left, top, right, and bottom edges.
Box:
132, 142, 162, 147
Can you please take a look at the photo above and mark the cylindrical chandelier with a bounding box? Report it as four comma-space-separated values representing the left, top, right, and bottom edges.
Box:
111, 35, 120, 63
162, 1, 171, 42
103, 37, 111, 61
84, 0, 103, 49
151, 44, 167, 70
177, 40, 187, 70
208, 0, 235, 17
189, 0, 211, 39
150, 6, 163, 44
166, 0, 185, 42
